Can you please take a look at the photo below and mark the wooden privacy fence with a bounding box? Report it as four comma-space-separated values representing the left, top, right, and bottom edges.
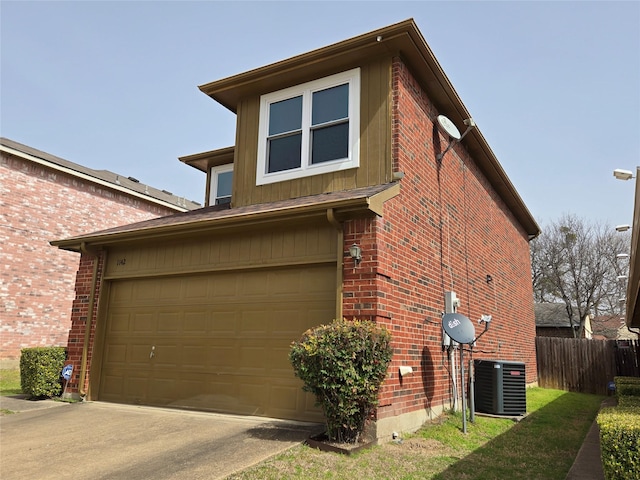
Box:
536, 337, 640, 395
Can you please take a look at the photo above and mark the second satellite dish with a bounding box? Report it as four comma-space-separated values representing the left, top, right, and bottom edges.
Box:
442, 312, 475, 344
437, 115, 461, 140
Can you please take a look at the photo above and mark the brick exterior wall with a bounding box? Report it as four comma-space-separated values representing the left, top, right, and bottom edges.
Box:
64, 252, 104, 394
342, 57, 537, 420
57, 57, 537, 425
0, 151, 181, 360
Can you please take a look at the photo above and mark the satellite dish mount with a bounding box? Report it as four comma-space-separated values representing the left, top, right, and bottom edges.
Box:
436, 115, 476, 160
441, 312, 490, 434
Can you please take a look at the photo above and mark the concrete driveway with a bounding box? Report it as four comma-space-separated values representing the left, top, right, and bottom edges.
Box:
0, 396, 322, 479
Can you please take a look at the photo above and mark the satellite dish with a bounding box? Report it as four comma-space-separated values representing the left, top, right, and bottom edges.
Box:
442, 312, 475, 344
437, 115, 461, 140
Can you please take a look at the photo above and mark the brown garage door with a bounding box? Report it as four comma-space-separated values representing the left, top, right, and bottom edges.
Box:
98, 265, 334, 422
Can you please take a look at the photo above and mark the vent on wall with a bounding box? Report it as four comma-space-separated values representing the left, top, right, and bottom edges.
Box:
474, 360, 526, 416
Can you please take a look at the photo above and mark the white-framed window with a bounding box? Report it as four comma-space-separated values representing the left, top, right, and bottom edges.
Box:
256, 68, 360, 186
209, 164, 233, 206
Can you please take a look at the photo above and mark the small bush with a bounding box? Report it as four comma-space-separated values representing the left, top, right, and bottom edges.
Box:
597, 405, 640, 480
19, 347, 67, 398
289, 319, 393, 443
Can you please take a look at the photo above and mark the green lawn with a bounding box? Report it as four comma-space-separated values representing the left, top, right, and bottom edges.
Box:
0, 369, 21, 396
228, 388, 604, 480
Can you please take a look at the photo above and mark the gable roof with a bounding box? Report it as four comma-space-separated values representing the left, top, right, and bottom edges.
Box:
535, 303, 576, 328
199, 18, 540, 239
1, 137, 201, 212
51, 182, 400, 251
591, 315, 637, 340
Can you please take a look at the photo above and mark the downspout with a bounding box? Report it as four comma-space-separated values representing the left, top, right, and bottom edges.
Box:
327, 208, 343, 320
79, 242, 100, 398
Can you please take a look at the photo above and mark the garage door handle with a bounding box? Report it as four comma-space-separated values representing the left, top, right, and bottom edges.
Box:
149, 346, 155, 359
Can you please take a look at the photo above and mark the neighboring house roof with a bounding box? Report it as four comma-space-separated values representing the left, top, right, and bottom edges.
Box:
52, 182, 401, 251
591, 315, 638, 340
1, 137, 201, 212
198, 18, 540, 240
535, 303, 577, 328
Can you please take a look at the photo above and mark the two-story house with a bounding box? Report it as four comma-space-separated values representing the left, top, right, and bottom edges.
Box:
52, 19, 539, 440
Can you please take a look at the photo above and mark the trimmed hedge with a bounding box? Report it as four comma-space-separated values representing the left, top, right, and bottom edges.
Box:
619, 396, 640, 408
615, 376, 640, 408
598, 406, 640, 480
289, 319, 392, 443
614, 376, 640, 386
618, 383, 640, 398
19, 347, 67, 398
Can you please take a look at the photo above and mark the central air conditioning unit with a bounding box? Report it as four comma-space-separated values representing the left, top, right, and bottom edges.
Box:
474, 359, 526, 416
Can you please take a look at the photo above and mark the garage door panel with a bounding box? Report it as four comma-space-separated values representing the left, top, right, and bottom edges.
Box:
242, 275, 269, 296
157, 312, 181, 333
182, 345, 208, 367
210, 311, 238, 334
109, 281, 135, 303
209, 344, 239, 369
132, 313, 154, 333
100, 265, 333, 421
183, 311, 209, 333
108, 312, 131, 333
150, 377, 179, 402
240, 311, 268, 334
158, 277, 182, 300
153, 345, 179, 368
184, 276, 208, 298
103, 343, 127, 365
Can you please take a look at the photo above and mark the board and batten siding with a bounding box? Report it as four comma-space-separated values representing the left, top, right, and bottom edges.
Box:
103, 223, 338, 280
232, 56, 393, 208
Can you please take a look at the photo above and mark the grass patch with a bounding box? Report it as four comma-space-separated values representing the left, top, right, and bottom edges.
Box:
0, 369, 21, 396
228, 388, 604, 480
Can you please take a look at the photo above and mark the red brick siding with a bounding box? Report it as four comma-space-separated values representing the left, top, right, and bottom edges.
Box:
0, 151, 180, 360
342, 58, 537, 420
64, 252, 104, 393
51, 57, 537, 416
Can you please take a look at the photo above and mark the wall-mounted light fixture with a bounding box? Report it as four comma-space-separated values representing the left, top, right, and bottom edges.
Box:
616, 224, 631, 232
349, 243, 362, 266
486, 274, 493, 284
617, 253, 630, 260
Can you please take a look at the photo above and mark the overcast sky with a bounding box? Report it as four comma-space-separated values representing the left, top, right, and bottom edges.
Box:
2, 1, 638, 229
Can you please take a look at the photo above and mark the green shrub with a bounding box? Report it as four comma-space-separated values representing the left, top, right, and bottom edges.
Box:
19, 347, 67, 398
289, 318, 393, 443
619, 396, 640, 408
597, 405, 640, 480
614, 376, 640, 386
618, 383, 640, 398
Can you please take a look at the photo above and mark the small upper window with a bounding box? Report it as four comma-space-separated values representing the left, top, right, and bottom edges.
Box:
256, 68, 360, 185
209, 164, 233, 206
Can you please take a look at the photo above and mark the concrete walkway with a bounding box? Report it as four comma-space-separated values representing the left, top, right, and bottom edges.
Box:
0, 395, 322, 480
565, 398, 617, 480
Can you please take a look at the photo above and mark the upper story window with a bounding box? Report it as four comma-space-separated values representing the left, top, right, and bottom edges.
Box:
209, 164, 233, 206
256, 68, 360, 185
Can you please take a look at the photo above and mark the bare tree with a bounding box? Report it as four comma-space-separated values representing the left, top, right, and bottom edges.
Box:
530, 214, 631, 338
